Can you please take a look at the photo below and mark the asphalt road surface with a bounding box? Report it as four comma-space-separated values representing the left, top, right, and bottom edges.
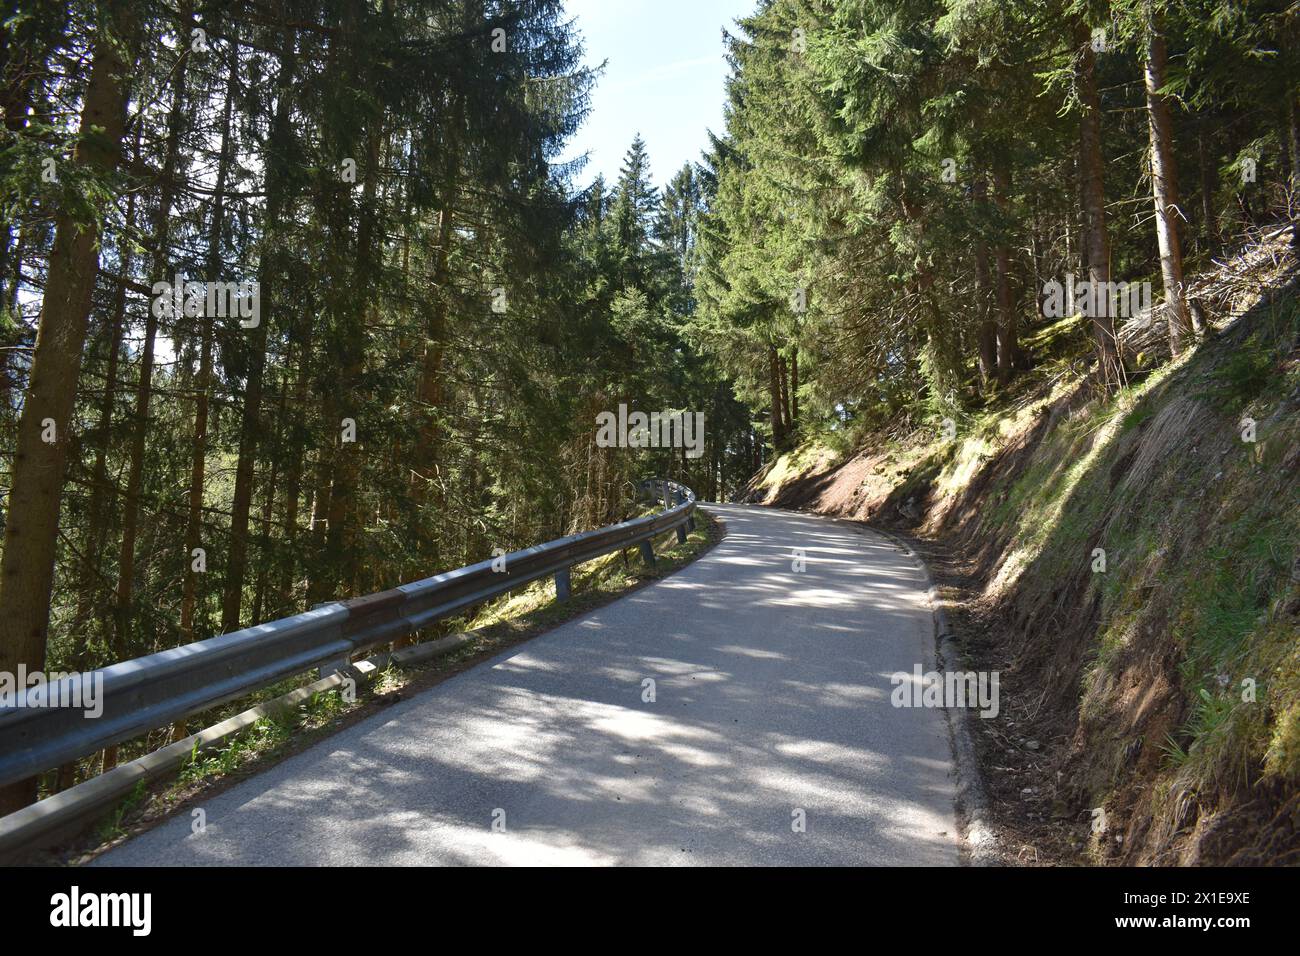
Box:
97, 504, 959, 866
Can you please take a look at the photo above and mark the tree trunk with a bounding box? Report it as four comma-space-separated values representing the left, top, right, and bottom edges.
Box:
251, 401, 283, 627
1075, 20, 1123, 390
72, 174, 139, 651
778, 352, 791, 437
310, 120, 381, 604
975, 240, 997, 388
1144, 5, 1193, 355
1197, 128, 1218, 252
222, 43, 295, 633
115, 10, 192, 656
305, 447, 335, 607
277, 325, 313, 613
0, 2, 137, 816
708, 395, 720, 502
413, 186, 457, 500
973, 176, 998, 389
790, 346, 799, 427
767, 343, 785, 449
992, 162, 1021, 381
221, 307, 266, 631
1030, 201, 1046, 318
179, 45, 237, 645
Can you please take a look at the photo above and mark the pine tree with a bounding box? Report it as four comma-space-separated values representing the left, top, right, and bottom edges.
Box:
0, 0, 140, 815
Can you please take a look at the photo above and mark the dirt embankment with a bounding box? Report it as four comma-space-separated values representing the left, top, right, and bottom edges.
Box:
747, 232, 1300, 865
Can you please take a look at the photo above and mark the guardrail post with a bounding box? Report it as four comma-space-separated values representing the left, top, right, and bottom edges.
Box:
639, 540, 655, 565
675, 523, 687, 544
317, 655, 350, 680
555, 567, 571, 602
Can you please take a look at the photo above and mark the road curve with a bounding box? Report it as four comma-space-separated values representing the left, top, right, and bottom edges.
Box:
96, 504, 959, 866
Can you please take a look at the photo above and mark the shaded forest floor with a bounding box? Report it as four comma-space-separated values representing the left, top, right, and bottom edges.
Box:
743, 227, 1300, 865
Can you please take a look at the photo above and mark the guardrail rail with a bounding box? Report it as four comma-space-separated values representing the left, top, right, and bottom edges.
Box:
0, 479, 698, 857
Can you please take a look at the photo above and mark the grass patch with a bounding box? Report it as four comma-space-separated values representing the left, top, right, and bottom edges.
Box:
756, 442, 840, 496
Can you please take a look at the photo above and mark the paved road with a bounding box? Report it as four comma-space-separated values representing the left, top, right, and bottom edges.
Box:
97, 505, 959, 866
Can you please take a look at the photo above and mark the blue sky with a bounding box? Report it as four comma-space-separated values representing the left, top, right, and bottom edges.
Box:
559, 0, 756, 191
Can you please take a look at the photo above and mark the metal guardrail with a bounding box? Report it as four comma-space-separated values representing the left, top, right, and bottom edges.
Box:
0, 480, 696, 791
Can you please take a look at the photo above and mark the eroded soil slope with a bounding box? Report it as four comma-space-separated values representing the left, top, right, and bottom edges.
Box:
747, 230, 1300, 865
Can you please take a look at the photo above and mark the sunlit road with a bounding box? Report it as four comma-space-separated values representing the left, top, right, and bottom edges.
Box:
96, 504, 959, 866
